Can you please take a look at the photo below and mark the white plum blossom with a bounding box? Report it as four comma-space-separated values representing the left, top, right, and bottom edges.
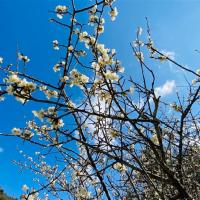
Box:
70, 69, 89, 88
6, 73, 21, 84
196, 69, 200, 75
39, 85, 47, 91
133, 39, 144, 47
76, 187, 89, 200
135, 51, 144, 61
68, 45, 74, 52
90, 5, 97, 14
79, 32, 97, 49
53, 61, 65, 72
117, 66, 124, 73
79, 31, 88, 42
71, 17, 77, 24
170, 103, 182, 112
49, 118, 64, 129
18, 79, 36, 91
92, 62, 100, 71
98, 90, 112, 102
53, 40, 59, 50
55, 5, 68, 19
32, 109, 45, 121
12, 127, 21, 135
89, 15, 99, 25
21, 184, 29, 192
44, 89, 58, 99
67, 100, 75, 110
95, 24, 104, 34
23, 129, 34, 139
0, 57, 3, 64
113, 162, 126, 172
109, 7, 118, 21
60, 75, 69, 82
18, 53, 30, 63
27, 121, 36, 129
5, 73, 36, 103
47, 106, 56, 115
21, 193, 39, 200
105, 0, 116, 5
104, 70, 119, 81
53, 63, 60, 72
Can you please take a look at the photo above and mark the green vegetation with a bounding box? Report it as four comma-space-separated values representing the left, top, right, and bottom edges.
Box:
0, 188, 16, 200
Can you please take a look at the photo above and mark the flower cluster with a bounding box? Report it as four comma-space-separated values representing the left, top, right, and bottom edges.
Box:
60, 75, 69, 82
44, 89, 58, 99
5, 73, 36, 103
113, 162, 126, 172
21, 191, 39, 200
89, 14, 99, 26
196, 69, 200, 76
22, 184, 29, 192
135, 51, 144, 62
28, 120, 50, 135
170, 103, 182, 112
32, 109, 46, 121
98, 90, 112, 102
0, 56, 3, 64
53, 40, 59, 50
53, 60, 65, 72
12, 127, 21, 135
32, 107, 64, 130
95, 43, 114, 66
79, 31, 96, 49
76, 187, 90, 200
69, 69, 89, 88
95, 19, 105, 34
55, 5, 68, 19
67, 100, 75, 110
104, 70, 119, 81
48, 118, 64, 130
12, 127, 34, 139
89, 5, 97, 15
22, 129, 34, 139
109, 7, 118, 21
105, 0, 116, 5
87, 5, 105, 34
18, 53, 30, 63
38, 84, 58, 99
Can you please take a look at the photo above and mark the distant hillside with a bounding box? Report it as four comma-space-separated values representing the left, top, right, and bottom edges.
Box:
0, 188, 16, 200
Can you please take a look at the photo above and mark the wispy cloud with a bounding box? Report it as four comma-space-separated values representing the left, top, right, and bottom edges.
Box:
0, 147, 4, 153
161, 50, 179, 72
155, 80, 176, 97
161, 50, 175, 60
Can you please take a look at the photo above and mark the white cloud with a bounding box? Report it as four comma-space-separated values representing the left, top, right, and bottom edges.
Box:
155, 80, 176, 98
80, 96, 117, 148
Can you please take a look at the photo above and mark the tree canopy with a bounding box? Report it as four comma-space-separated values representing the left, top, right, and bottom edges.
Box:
0, 187, 16, 200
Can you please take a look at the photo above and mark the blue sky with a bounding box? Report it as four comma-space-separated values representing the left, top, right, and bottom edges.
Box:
0, 0, 200, 198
